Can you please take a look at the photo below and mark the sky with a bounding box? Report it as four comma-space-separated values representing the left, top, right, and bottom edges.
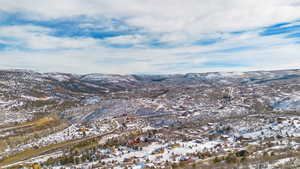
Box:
0, 0, 300, 74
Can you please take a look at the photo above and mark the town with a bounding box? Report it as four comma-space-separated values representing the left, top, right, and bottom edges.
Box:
0, 69, 300, 168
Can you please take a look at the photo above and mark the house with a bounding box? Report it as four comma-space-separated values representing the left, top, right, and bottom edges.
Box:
131, 131, 141, 136
221, 135, 229, 141
168, 143, 180, 149
277, 117, 286, 123
128, 140, 140, 145
179, 156, 194, 162
126, 116, 136, 121
152, 148, 165, 155
79, 127, 89, 132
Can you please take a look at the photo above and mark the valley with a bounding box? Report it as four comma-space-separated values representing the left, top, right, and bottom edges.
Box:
0, 69, 300, 169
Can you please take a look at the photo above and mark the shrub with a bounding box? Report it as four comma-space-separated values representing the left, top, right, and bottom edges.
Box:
225, 153, 238, 164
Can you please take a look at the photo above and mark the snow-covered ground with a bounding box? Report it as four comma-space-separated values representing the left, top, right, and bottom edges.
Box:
10, 124, 107, 153
101, 140, 221, 167
272, 92, 300, 111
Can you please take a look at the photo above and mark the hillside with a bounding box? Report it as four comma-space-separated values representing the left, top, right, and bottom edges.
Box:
1, 69, 300, 169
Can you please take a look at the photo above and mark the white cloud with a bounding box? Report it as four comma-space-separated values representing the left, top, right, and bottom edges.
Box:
0, 29, 299, 74
104, 35, 148, 45
0, 25, 100, 50
0, 0, 300, 73
1, 0, 300, 33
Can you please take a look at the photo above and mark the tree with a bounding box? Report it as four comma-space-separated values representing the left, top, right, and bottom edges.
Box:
32, 163, 41, 169
45, 157, 55, 166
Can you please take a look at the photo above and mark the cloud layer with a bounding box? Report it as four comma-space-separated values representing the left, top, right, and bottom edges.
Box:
0, 0, 300, 74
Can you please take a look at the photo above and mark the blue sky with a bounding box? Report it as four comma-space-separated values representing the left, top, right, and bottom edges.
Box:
0, 0, 300, 74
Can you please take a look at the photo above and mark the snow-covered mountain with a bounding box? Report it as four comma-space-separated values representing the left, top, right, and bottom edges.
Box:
1, 69, 300, 169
